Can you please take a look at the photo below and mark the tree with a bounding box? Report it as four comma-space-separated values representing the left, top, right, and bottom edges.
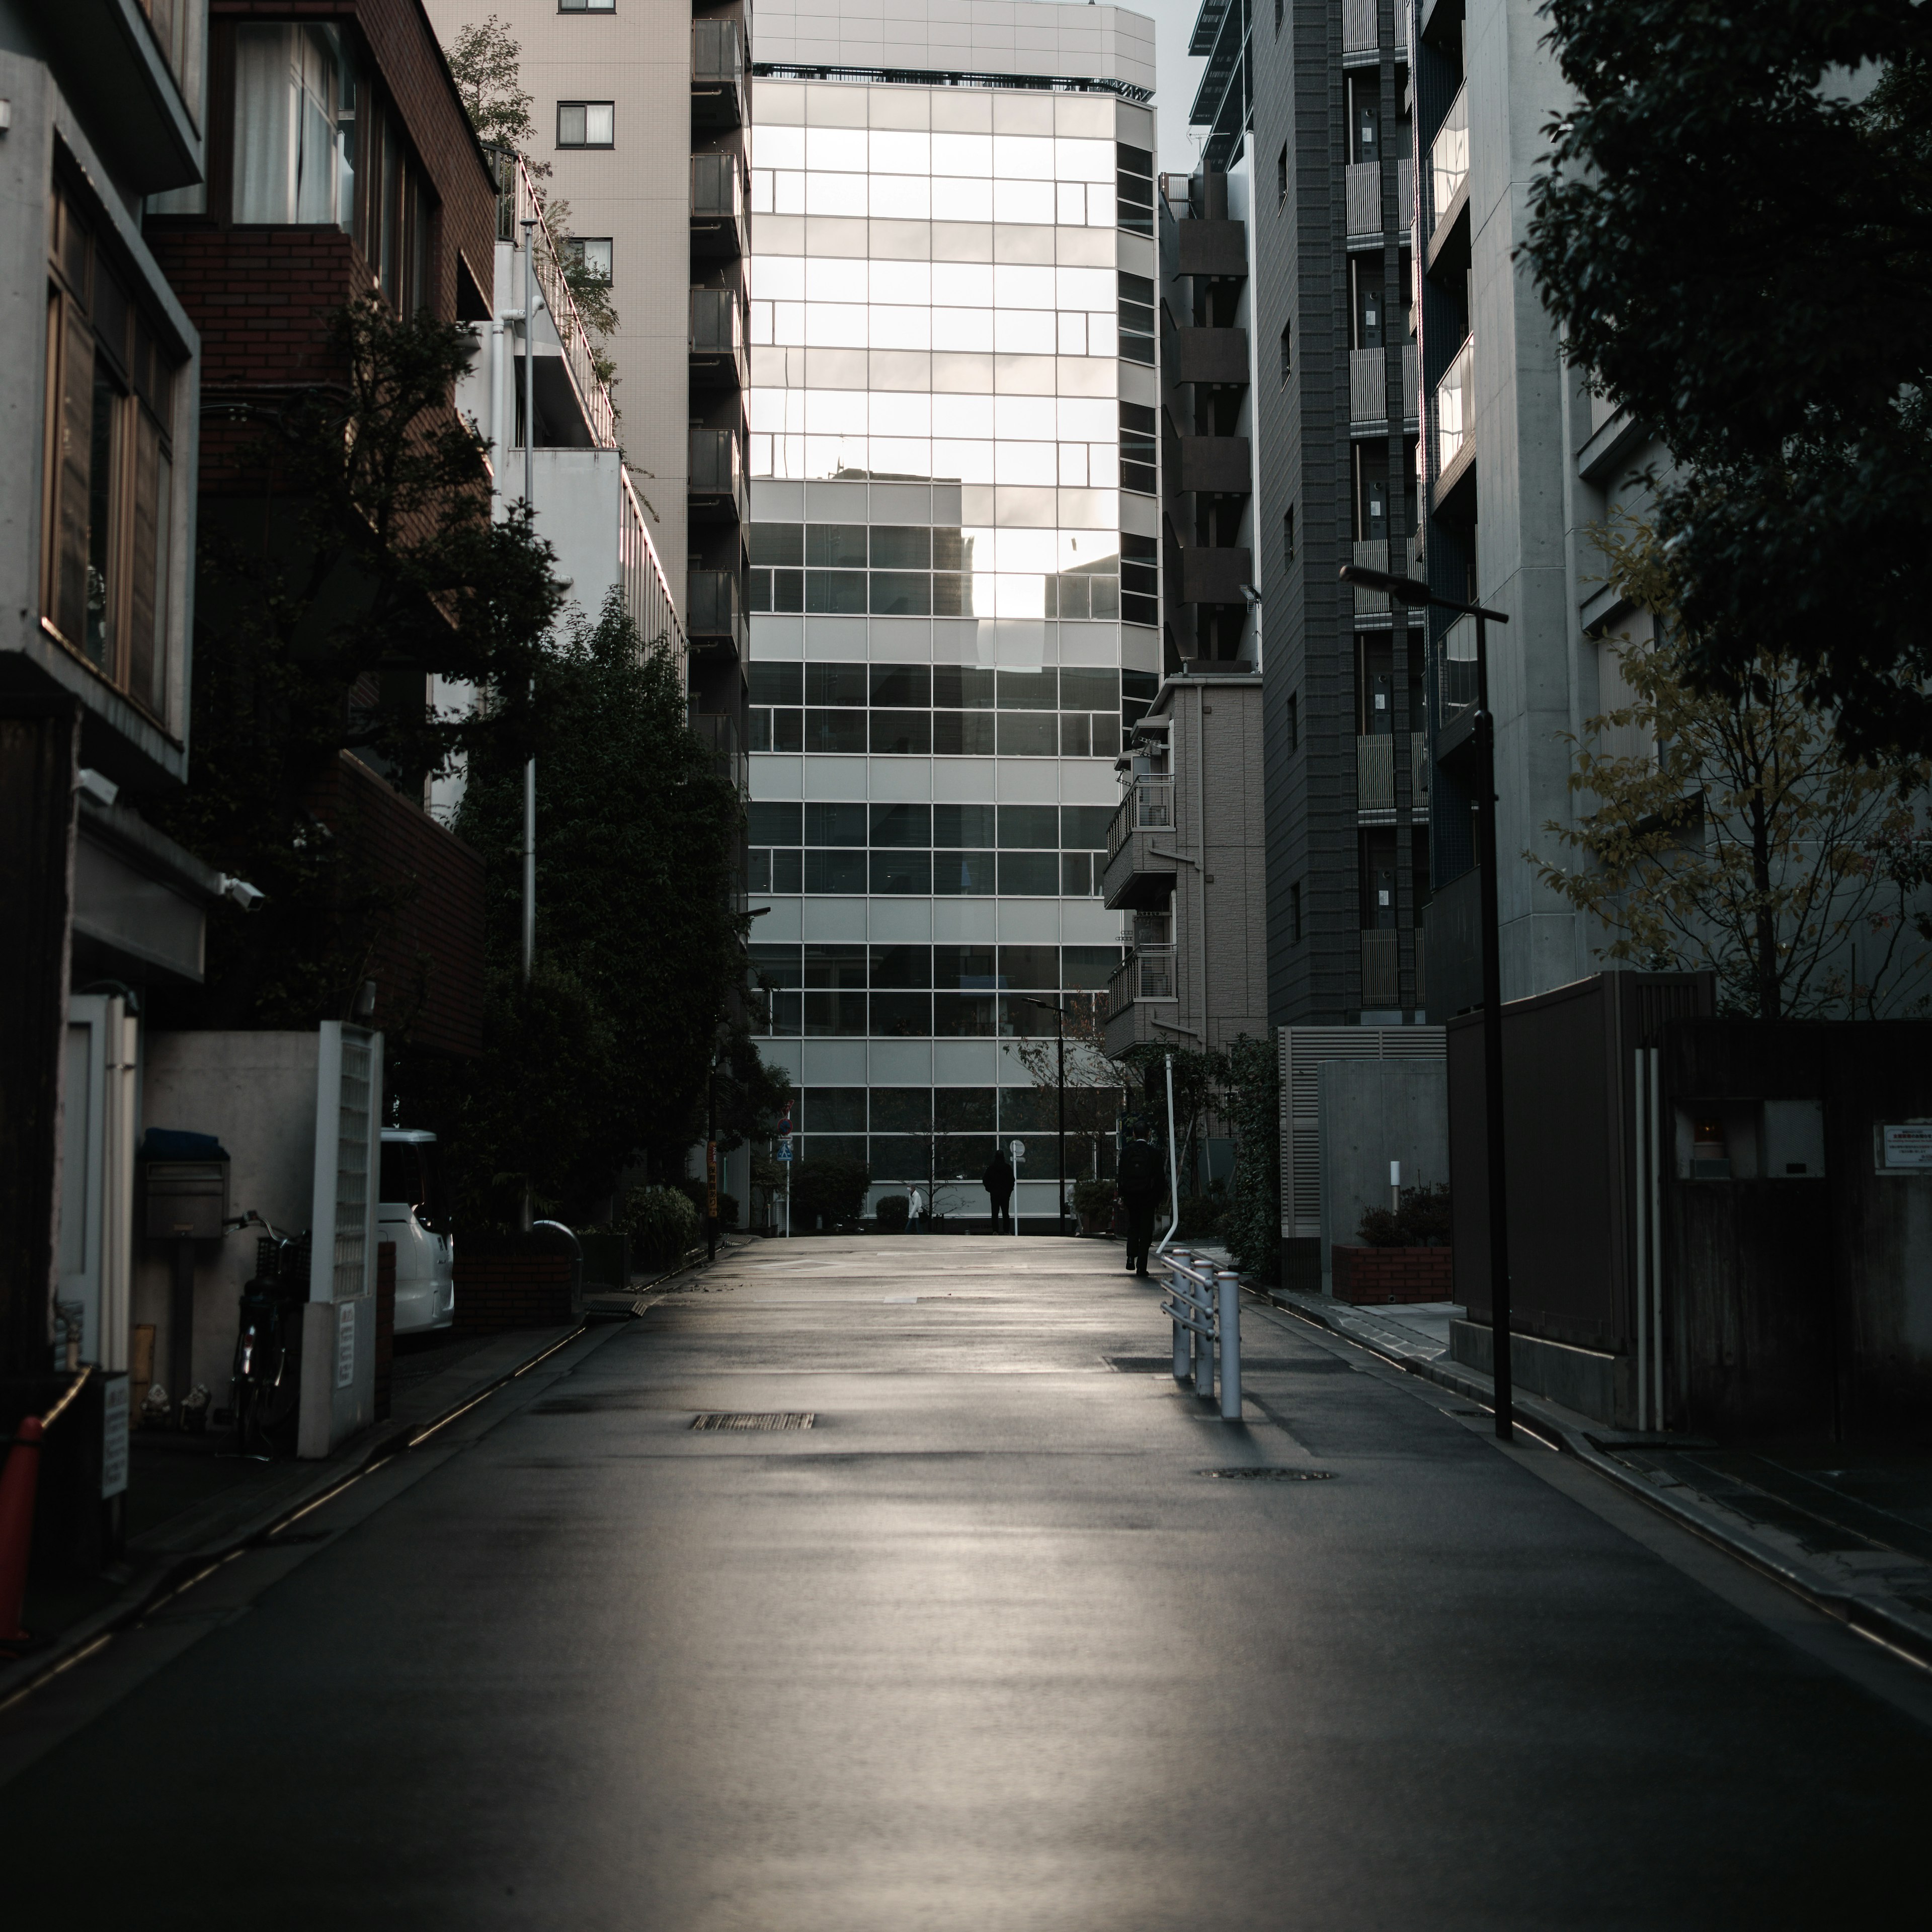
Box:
151, 298, 562, 1029
417, 591, 749, 1219
1002, 996, 1122, 1188
1115, 1043, 1222, 1195
1530, 521, 1930, 1021
1523, 4, 1932, 760
1217, 1034, 1279, 1281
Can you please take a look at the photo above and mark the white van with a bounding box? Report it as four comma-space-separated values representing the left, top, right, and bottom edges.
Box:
377, 1130, 454, 1332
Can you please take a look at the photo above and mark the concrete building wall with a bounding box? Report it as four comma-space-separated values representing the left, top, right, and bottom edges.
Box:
1317, 1055, 1447, 1287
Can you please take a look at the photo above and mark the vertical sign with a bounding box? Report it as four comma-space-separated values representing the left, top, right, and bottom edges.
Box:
335, 1299, 357, 1389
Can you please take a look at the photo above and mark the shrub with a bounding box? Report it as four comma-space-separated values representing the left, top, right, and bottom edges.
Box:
1176, 1187, 1226, 1239
623, 1183, 698, 1268
1220, 1033, 1281, 1281
791, 1155, 870, 1231
1356, 1184, 1453, 1249
875, 1194, 910, 1233
674, 1177, 743, 1229
1072, 1177, 1115, 1220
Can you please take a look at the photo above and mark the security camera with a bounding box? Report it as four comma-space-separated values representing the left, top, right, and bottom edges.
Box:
220, 875, 266, 910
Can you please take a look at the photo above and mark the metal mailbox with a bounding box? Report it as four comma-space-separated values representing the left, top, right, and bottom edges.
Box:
143, 1159, 229, 1240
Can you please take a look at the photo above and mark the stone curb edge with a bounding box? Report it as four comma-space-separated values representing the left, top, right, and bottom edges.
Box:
1248, 1283, 1932, 1675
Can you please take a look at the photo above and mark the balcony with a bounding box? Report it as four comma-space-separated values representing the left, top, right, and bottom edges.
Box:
1171, 327, 1250, 387
1349, 348, 1385, 424
1178, 544, 1252, 607
1362, 930, 1400, 1008
1101, 778, 1178, 912
1175, 220, 1248, 279
1402, 342, 1419, 422
1436, 335, 1475, 485
688, 427, 746, 525
1358, 735, 1395, 814
691, 152, 747, 259
1431, 84, 1470, 233
691, 19, 746, 128
1347, 539, 1390, 612
1342, 0, 1377, 53
1412, 729, 1431, 803
1179, 436, 1251, 496
688, 707, 747, 794
1345, 163, 1381, 237
689, 287, 747, 390
686, 567, 743, 652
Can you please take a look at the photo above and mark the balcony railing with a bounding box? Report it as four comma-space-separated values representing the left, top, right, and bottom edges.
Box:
689, 287, 748, 388
691, 152, 748, 256
1411, 729, 1431, 802
1437, 610, 1480, 722
688, 707, 747, 793
494, 151, 618, 450
689, 427, 746, 523
1362, 931, 1400, 1008
686, 566, 742, 641
1436, 334, 1474, 476
1108, 944, 1178, 1016
1357, 735, 1395, 813
619, 468, 684, 671
692, 19, 746, 124
1106, 776, 1176, 858
1431, 83, 1469, 229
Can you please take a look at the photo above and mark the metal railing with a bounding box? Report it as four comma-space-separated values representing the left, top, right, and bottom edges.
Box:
495, 152, 619, 450
1362, 929, 1400, 1007
686, 566, 741, 639
1108, 944, 1177, 1016
1436, 333, 1474, 475
619, 467, 684, 672
1105, 776, 1175, 858
1357, 734, 1395, 813
1431, 82, 1469, 228
1162, 1249, 1243, 1420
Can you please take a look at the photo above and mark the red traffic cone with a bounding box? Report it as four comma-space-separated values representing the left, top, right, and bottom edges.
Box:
0, 1415, 45, 1647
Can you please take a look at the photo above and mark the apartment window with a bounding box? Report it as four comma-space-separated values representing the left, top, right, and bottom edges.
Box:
1121, 533, 1158, 628
1283, 505, 1296, 564
231, 23, 359, 228
562, 236, 613, 284
557, 101, 615, 148
42, 174, 178, 721
360, 99, 433, 316
1279, 321, 1292, 385
1118, 271, 1155, 365
558, 0, 616, 10
1277, 144, 1287, 204
1291, 881, 1304, 944
1115, 143, 1154, 235
1119, 403, 1156, 495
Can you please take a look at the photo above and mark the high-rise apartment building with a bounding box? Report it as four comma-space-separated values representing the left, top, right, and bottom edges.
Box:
1191, 0, 1428, 1029
741, 0, 1159, 1226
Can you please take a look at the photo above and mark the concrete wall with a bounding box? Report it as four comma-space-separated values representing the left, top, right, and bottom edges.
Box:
1317, 1057, 1446, 1290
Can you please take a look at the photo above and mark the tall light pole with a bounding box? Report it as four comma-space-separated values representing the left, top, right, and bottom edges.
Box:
520, 215, 538, 990
1023, 997, 1070, 1236
1341, 563, 1515, 1441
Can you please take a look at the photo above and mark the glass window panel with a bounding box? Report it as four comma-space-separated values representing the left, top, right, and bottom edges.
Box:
585, 103, 614, 145
870, 710, 933, 754
870, 437, 933, 475
936, 944, 1000, 988
998, 804, 1060, 848
748, 848, 772, 891
933, 309, 994, 353
998, 851, 1059, 894
806, 127, 867, 170
805, 801, 867, 844
869, 573, 932, 616
936, 1089, 997, 1133
804, 301, 868, 346
932, 572, 974, 616
995, 528, 1056, 572
869, 664, 930, 708
932, 851, 997, 895
870, 849, 932, 894
869, 260, 931, 304
804, 709, 867, 754
762, 990, 802, 1035
806, 571, 867, 614
750, 662, 804, 705
803, 386, 868, 433
752, 254, 806, 299
993, 393, 1055, 440
932, 177, 993, 222
933, 529, 967, 573
932, 440, 995, 484
749, 711, 773, 753
870, 130, 931, 173
750, 942, 804, 986
1048, 573, 1086, 617
806, 524, 868, 568
1056, 137, 1116, 183
999, 996, 1058, 1038
756, 126, 806, 170
871, 993, 932, 1036
873, 1089, 933, 1134
931, 132, 992, 176
1056, 182, 1086, 226
934, 668, 994, 712
749, 800, 803, 845
1090, 711, 1119, 756
993, 179, 1055, 224
993, 135, 1055, 179
871, 944, 932, 988
749, 568, 773, 612
804, 173, 867, 218
1057, 312, 1087, 357
1057, 392, 1116, 438
1090, 577, 1120, 618
801, 1133, 865, 1162
872, 802, 932, 850
993, 311, 1056, 356
870, 175, 931, 219
991, 574, 1047, 618
1000, 1088, 1057, 1131
805, 939, 865, 986
750, 298, 774, 340
934, 801, 998, 847
772, 709, 804, 752
868, 307, 930, 351
774, 171, 805, 215
1062, 804, 1115, 847
935, 1134, 999, 1179
774, 300, 807, 343
933, 710, 997, 755
1062, 851, 1092, 895
996, 670, 1058, 710
771, 848, 802, 892
933, 262, 995, 307
803, 849, 867, 893
870, 525, 932, 570
870, 1135, 933, 1178
1062, 945, 1120, 990
1087, 311, 1118, 356
802, 1086, 867, 1131
1058, 668, 1118, 709
933, 993, 997, 1036
932, 395, 990, 439
999, 945, 1058, 989
1059, 712, 1091, 757
994, 265, 1056, 309
806, 662, 867, 704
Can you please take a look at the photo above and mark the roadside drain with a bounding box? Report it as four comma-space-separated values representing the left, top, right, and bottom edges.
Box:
1198, 1468, 1335, 1481
691, 1412, 817, 1431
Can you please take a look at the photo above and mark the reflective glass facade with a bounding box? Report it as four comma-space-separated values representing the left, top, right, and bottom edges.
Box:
746, 76, 1162, 1218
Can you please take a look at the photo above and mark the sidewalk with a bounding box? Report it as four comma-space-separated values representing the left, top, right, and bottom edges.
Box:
1254, 1280, 1932, 1669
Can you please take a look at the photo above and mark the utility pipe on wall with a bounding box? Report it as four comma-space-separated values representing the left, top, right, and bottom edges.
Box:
520, 218, 538, 990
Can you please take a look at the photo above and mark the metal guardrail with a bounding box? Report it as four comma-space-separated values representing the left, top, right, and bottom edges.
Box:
1105, 776, 1175, 858
1161, 1249, 1242, 1420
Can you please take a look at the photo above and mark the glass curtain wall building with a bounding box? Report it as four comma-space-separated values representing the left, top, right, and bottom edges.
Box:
743, 9, 1159, 1225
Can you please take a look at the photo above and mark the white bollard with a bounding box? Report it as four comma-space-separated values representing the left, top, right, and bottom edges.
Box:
1217, 1270, 1242, 1421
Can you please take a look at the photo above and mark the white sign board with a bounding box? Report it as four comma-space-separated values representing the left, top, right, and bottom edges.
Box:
1881, 1124, 1932, 1170
100, 1375, 128, 1498
1009, 1139, 1026, 1167
335, 1299, 358, 1389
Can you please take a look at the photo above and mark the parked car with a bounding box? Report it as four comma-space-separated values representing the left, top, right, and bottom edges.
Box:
378, 1130, 454, 1333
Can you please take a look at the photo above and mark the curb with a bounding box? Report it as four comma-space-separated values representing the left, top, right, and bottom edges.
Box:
1249, 1282, 1932, 1674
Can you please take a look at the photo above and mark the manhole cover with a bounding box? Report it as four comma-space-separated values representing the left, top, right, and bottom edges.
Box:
690, 1412, 816, 1431
1199, 1467, 1335, 1481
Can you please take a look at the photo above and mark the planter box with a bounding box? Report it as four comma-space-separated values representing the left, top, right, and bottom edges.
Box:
452, 1241, 576, 1333
1331, 1243, 1454, 1305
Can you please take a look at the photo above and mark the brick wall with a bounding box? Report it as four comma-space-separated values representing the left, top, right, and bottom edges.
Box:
305, 750, 486, 1058
452, 1247, 576, 1334
1331, 1244, 1454, 1306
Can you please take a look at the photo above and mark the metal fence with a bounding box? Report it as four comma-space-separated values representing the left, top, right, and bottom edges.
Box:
1162, 1249, 1242, 1420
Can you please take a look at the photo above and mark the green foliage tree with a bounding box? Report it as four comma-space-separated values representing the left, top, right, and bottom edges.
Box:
1004, 995, 1122, 1183
790, 1156, 870, 1231
1217, 1033, 1279, 1281
412, 591, 748, 1220
1523, 4, 1932, 759
1530, 522, 1929, 1020
151, 299, 562, 1028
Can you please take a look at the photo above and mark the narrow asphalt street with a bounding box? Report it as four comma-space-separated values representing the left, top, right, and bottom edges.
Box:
3, 1236, 1926, 1927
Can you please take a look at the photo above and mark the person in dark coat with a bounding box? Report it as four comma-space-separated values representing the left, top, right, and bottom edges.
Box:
982, 1150, 1015, 1233
1116, 1125, 1166, 1277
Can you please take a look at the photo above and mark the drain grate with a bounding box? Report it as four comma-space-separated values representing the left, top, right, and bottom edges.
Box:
690, 1411, 816, 1432
1199, 1467, 1335, 1481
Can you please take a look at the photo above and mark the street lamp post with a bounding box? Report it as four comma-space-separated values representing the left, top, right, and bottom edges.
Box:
1340, 563, 1515, 1442
1022, 997, 1070, 1237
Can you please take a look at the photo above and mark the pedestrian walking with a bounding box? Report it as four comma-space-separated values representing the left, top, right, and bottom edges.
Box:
907, 1183, 925, 1234
982, 1149, 1014, 1233
1116, 1124, 1165, 1277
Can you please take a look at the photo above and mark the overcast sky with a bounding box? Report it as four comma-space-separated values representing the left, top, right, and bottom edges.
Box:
1124, 0, 1208, 178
